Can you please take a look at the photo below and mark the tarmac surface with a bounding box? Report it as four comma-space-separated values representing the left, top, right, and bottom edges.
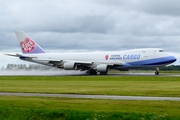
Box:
1, 70, 180, 76
86, 74, 180, 77
0, 92, 180, 101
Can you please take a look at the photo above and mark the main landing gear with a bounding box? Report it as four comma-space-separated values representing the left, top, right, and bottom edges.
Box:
87, 69, 107, 75
89, 69, 97, 75
155, 67, 159, 75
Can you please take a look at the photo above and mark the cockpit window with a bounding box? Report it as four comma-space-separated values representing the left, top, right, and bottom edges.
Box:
159, 50, 164, 52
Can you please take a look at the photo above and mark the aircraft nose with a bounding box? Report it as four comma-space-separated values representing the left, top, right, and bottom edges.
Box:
170, 56, 177, 63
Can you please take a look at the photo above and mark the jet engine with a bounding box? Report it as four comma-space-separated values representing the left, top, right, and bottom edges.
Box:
64, 62, 77, 70
96, 64, 108, 72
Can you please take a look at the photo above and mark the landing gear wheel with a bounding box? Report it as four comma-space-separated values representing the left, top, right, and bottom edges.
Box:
89, 70, 97, 75
155, 71, 159, 75
155, 67, 160, 75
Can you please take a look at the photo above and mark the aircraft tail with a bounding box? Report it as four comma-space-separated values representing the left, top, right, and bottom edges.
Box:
15, 31, 45, 54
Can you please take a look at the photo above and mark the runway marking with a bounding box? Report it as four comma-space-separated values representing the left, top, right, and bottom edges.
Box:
0, 92, 180, 101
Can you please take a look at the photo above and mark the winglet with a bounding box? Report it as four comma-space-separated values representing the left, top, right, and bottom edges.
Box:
15, 31, 45, 54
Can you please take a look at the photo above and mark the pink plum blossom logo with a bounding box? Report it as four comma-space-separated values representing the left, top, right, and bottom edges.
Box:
105, 54, 109, 60
20, 37, 35, 52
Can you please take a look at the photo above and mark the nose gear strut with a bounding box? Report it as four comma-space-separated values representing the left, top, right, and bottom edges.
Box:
155, 67, 159, 75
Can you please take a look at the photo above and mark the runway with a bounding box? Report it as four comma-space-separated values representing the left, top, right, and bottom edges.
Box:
1, 69, 180, 76
73, 72, 180, 76
0, 92, 180, 101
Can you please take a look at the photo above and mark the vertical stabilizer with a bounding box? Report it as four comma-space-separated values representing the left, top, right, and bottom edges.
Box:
15, 31, 45, 54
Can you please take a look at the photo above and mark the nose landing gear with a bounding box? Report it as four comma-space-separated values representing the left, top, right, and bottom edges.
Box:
155, 67, 159, 75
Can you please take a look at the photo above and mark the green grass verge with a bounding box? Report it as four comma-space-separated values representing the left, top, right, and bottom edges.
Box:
0, 96, 180, 119
0, 107, 175, 120
160, 71, 180, 74
1, 76, 180, 119
0, 76, 180, 97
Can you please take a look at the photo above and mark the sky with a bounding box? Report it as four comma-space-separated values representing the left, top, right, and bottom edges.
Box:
0, 0, 180, 68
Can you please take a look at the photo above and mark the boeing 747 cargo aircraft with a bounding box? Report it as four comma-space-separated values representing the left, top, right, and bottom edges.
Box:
6, 31, 177, 75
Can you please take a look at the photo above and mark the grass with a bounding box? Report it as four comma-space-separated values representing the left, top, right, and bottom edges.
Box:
160, 70, 180, 74
0, 96, 180, 119
0, 107, 174, 120
0, 76, 180, 119
0, 76, 180, 97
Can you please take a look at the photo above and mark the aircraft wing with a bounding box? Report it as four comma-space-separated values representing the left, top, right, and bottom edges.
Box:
31, 58, 94, 70
5, 54, 123, 71
5, 54, 93, 70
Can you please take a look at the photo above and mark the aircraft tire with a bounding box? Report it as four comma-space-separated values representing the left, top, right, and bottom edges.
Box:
155, 71, 159, 75
89, 70, 97, 75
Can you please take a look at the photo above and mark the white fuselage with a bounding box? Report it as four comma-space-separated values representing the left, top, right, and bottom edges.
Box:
21, 48, 176, 70
12, 31, 177, 75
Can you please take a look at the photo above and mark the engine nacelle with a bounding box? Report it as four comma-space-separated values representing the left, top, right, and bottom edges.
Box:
96, 64, 108, 72
64, 62, 77, 70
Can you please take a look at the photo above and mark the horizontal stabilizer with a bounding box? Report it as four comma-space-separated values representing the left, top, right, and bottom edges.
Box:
5, 54, 21, 57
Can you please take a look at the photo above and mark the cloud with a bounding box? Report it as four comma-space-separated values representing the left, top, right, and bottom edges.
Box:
0, 0, 180, 67
132, 0, 180, 16
96, 0, 180, 16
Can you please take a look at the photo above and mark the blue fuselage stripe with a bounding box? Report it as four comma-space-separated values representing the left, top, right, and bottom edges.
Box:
110, 56, 176, 69
123, 56, 176, 66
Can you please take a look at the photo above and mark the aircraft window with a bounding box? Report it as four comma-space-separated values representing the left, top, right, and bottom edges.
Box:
159, 50, 164, 52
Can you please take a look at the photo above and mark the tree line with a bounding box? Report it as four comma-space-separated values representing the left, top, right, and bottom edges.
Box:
134, 65, 180, 71
2, 64, 58, 71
